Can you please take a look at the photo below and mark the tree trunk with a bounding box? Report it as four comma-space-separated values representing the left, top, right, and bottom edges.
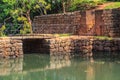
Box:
62, 0, 66, 13
26, 10, 33, 33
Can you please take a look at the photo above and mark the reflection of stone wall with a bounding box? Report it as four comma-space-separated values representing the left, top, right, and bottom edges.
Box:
48, 55, 71, 69
0, 38, 23, 58
0, 58, 23, 76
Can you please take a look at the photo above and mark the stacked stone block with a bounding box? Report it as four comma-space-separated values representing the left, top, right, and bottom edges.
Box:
33, 11, 96, 35
33, 12, 81, 24
33, 9, 120, 37
1, 36, 120, 58
33, 11, 85, 34
44, 37, 120, 57
95, 9, 120, 37
45, 37, 93, 57
93, 39, 120, 52
0, 38, 23, 58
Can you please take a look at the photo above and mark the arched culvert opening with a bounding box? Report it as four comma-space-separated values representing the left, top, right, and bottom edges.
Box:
23, 39, 50, 54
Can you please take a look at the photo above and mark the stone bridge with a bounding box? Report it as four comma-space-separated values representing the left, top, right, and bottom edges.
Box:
0, 34, 57, 58
1, 9, 120, 58
1, 34, 120, 58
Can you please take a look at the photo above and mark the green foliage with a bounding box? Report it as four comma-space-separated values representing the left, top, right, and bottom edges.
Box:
0, 25, 6, 37
68, 0, 106, 11
46, 0, 63, 14
107, 0, 120, 1
20, 22, 31, 34
17, 16, 31, 34
17, 16, 27, 22
0, 0, 50, 35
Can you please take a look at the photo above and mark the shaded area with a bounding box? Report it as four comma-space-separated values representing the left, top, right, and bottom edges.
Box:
23, 54, 50, 71
93, 51, 120, 59
22, 39, 50, 54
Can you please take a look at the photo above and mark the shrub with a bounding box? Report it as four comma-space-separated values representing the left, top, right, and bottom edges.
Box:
68, 0, 106, 11
0, 25, 6, 37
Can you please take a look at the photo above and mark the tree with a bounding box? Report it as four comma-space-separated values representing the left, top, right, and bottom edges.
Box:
58, 0, 70, 13
68, 0, 105, 11
46, 0, 62, 14
46, 0, 72, 14
0, 0, 50, 34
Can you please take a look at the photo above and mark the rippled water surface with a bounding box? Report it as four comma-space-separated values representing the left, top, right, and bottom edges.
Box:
0, 54, 120, 80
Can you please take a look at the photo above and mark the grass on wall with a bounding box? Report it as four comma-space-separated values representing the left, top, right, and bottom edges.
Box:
53, 34, 72, 37
105, 2, 120, 9
94, 36, 113, 40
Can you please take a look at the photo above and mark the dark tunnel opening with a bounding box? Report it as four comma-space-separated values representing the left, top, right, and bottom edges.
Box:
22, 39, 50, 54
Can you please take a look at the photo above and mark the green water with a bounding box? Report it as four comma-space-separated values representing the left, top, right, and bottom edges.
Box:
0, 54, 120, 80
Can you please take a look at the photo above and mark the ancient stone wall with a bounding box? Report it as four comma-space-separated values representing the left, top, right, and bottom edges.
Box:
33, 11, 93, 35
48, 37, 93, 57
33, 12, 80, 34
33, 9, 120, 37
93, 39, 120, 51
0, 36, 120, 58
44, 37, 120, 57
33, 12, 81, 24
0, 38, 23, 58
95, 9, 120, 37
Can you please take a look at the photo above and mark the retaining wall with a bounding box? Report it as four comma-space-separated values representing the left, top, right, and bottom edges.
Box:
33, 11, 95, 35
45, 37, 120, 57
94, 9, 120, 37
0, 37, 120, 58
33, 11, 81, 34
0, 38, 23, 58
93, 39, 120, 51
47, 37, 93, 57
33, 9, 120, 37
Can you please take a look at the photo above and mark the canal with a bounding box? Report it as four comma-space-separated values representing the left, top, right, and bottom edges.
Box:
0, 53, 120, 80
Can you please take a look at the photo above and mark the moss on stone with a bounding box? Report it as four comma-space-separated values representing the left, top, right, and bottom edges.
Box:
94, 36, 113, 40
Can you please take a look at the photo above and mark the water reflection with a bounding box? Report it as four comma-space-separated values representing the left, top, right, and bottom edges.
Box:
0, 58, 23, 80
0, 54, 120, 80
0, 58, 23, 76
23, 54, 71, 72
48, 55, 71, 69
